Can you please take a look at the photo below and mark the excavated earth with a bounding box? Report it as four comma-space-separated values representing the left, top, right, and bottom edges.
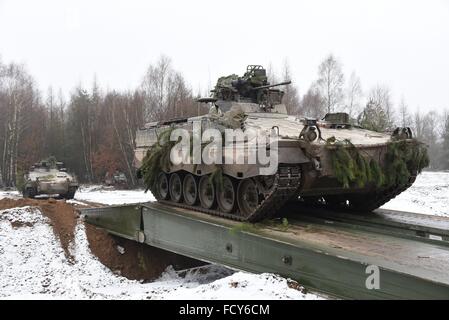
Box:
0, 198, 202, 281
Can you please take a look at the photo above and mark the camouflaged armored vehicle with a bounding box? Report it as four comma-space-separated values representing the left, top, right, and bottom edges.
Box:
23, 158, 79, 199
105, 170, 128, 188
135, 65, 428, 222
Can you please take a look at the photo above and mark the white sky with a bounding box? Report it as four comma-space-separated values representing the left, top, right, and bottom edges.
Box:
0, 0, 448, 112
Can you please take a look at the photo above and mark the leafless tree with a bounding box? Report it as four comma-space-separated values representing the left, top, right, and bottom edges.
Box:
299, 88, 325, 118
0, 62, 38, 186
367, 84, 395, 130
266, 62, 278, 85
316, 54, 345, 113
412, 109, 424, 139
441, 110, 449, 169
141, 55, 172, 121
421, 111, 440, 168
141, 55, 198, 121
280, 60, 300, 115
398, 97, 412, 127
345, 72, 363, 118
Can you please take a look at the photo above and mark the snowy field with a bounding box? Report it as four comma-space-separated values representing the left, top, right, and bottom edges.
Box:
0, 171, 447, 300
381, 171, 449, 216
74, 185, 155, 205
0, 189, 319, 300
0, 206, 317, 299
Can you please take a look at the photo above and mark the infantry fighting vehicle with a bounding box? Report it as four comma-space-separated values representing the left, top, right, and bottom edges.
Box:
105, 170, 128, 188
22, 158, 79, 199
135, 65, 428, 222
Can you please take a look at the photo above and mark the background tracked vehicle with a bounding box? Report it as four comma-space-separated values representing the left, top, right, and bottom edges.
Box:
135, 65, 428, 222
22, 158, 79, 199
105, 170, 128, 188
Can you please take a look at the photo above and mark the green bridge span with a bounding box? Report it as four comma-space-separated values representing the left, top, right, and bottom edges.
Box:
80, 202, 449, 299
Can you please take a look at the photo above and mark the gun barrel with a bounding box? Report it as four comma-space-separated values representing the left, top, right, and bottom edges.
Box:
252, 80, 291, 90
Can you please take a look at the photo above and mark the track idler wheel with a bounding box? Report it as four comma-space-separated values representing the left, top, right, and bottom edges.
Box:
64, 187, 77, 200
23, 187, 36, 199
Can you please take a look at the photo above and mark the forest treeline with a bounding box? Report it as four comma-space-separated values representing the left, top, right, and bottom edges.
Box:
0, 54, 448, 187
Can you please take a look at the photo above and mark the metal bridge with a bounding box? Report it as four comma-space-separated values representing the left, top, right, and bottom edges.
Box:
80, 202, 449, 299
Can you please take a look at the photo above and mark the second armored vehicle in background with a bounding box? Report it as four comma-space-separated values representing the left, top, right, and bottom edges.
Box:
22, 158, 79, 199
104, 170, 128, 188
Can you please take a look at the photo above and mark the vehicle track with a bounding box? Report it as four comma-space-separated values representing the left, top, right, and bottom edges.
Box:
160, 166, 301, 222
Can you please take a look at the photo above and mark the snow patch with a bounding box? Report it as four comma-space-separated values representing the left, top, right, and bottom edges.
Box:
74, 185, 154, 205
0, 190, 21, 200
0, 207, 320, 300
0, 206, 45, 225
381, 171, 449, 216
2, 172, 447, 299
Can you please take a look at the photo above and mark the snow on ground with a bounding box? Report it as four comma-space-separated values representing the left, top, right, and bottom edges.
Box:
0, 206, 319, 299
1, 171, 448, 299
381, 171, 449, 216
0, 190, 21, 200
74, 185, 154, 205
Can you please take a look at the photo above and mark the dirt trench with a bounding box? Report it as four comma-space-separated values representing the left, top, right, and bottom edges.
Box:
0, 197, 203, 281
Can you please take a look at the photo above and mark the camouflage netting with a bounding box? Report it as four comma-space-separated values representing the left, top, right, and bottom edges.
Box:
215, 74, 239, 89
326, 137, 429, 189
140, 127, 225, 192
326, 138, 384, 188
216, 107, 247, 129
140, 127, 177, 192
384, 139, 429, 187
213, 74, 239, 101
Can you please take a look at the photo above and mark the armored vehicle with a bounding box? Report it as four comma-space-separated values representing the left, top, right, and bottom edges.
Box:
22, 158, 79, 199
135, 65, 428, 222
105, 170, 128, 188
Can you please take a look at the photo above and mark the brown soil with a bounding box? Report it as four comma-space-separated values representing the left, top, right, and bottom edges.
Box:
0, 197, 204, 280
85, 224, 203, 281
10, 220, 35, 228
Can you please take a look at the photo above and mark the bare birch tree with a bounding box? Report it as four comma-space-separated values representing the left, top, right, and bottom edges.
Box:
280, 60, 300, 115
398, 97, 412, 127
367, 85, 395, 130
345, 72, 363, 118
316, 54, 345, 113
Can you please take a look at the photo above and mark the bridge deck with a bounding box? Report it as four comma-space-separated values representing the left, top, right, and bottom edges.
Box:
80, 202, 449, 299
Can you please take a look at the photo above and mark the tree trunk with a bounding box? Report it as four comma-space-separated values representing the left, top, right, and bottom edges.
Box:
112, 104, 135, 186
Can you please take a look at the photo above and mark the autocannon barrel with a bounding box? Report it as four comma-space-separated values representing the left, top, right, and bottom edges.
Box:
252, 80, 291, 90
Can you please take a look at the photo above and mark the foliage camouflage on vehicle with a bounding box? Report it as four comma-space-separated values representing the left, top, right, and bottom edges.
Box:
140, 128, 177, 192
326, 137, 428, 189
135, 65, 429, 222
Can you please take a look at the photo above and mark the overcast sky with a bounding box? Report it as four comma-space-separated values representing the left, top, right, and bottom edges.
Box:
0, 0, 448, 112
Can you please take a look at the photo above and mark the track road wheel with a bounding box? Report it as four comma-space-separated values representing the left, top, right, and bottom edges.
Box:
237, 178, 260, 218
23, 187, 36, 199
183, 174, 198, 206
156, 172, 170, 200
199, 175, 216, 209
217, 176, 236, 213
169, 173, 183, 203
64, 187, 77, 200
